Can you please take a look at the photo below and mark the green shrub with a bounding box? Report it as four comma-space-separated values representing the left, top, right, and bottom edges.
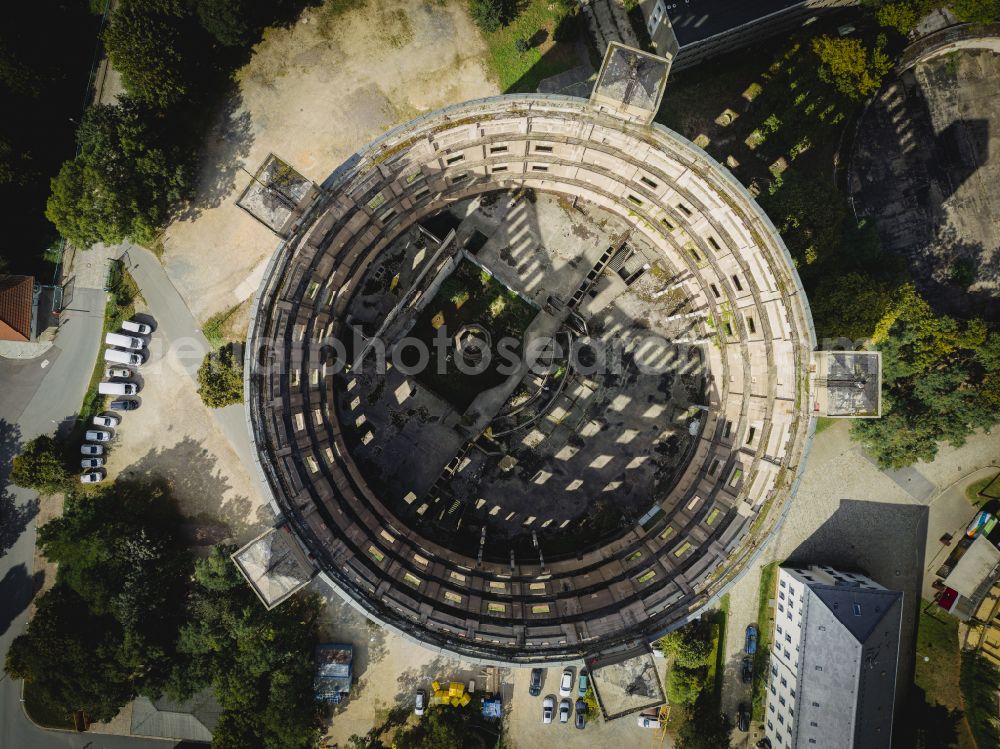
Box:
469, 0, 515, 33
196, 342, 244, 408
10, 435, 68, 493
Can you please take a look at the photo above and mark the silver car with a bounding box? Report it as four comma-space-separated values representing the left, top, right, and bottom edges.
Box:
93, 414, 121, 428
105, 366, 131, 379
80, 471, 105, 484
80, 444, 103, 456
81, 457, 105, 469
85, 429, 113, 442
542, 695, 554, 724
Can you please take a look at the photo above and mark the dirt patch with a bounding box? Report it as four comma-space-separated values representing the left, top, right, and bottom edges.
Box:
160, 0, 497, 322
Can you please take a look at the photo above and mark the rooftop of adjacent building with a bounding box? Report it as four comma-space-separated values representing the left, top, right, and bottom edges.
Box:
0, 274, 34, 341
663, 0, 808, 47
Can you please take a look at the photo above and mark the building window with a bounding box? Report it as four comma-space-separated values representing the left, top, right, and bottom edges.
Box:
778, 603, 784, 613
446, 153, 464, 165
732, 274, 744, 291
531, 165, 549, 172
534, 144, 553, 153
853, 603, 862, 616
489, 145, 508, 154
640, 175, 659, 189
780, 677, 787, 687
709, 283, 721, 298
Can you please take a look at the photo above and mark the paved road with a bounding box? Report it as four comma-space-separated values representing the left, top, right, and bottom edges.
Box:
0, 282, 191, 749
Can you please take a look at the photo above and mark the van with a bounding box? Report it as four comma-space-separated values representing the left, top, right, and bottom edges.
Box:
121, 320, 151, 335
104, 348, 143, 366
105, 332, 143, 350
98, 381, 138, 396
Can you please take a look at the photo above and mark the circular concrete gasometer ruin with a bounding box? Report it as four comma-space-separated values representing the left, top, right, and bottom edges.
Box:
246, 45, 816, 664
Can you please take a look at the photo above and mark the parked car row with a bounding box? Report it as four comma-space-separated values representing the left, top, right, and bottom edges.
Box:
80, 318, 152, 483
533, 667, 587, 729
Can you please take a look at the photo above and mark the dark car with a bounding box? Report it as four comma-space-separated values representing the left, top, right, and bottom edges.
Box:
741, 656, 753, 684
575, 700, 586, 729
529, 668, 543, 697
745, 624, 759, 656
109, 399, 139, 411
738, 703, 751, 732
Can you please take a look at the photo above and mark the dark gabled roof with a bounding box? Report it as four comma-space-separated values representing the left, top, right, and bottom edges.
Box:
667, 0, 805, 47
0, 275, 34, 341
811, 585, 902, 643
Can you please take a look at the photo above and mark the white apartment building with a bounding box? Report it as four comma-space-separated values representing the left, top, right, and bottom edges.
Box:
765, 565, 903, 748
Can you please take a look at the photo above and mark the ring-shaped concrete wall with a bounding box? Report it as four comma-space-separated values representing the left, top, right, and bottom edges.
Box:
246, 95, 816, 663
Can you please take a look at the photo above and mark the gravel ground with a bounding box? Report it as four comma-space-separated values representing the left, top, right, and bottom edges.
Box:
159, 0, 499, 324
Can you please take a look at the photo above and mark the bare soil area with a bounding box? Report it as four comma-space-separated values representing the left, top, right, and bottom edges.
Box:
160, 0, 498, 323
101, 301, 271, 548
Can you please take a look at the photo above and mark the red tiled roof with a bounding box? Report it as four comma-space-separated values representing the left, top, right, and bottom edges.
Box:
0, 275, 34, 341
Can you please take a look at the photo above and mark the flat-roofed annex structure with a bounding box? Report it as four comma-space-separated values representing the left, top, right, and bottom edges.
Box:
231, 525, 316, 610
245, 60, 817, 663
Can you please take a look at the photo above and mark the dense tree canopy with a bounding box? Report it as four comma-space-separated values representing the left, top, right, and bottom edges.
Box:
45, 99, 193, 247
10, 435, 69, 493
5, 481, 191, 721
197, 342, 245, 408
167, 545, 322, 749
852, 286, 1000, 468
0, 1, 99, 273
812, 34, 893, 100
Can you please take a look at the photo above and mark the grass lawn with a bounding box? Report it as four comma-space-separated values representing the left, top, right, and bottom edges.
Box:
73, 264, 140, 443
814, 416, 837, 435
751, 562, 778, 721
478, 0, 584, 92
966, 472, 1000, 505
22, 682, 75, 730
916, 601, 964, 709
913, 600, 977, 749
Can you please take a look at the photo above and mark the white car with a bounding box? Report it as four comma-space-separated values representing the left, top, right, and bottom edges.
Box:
98, 382, 138, 396
559, 698, 571, 724
542, 696, 555, 724
122, 319, 152, 335
93, 414, 121, 428
105, 348, 144, 367
85, 430, 112, 442
81, 457, 105, 469
80, 471, 105, 484
81, 444, 103, 456
105, 366, 131, 379
636, 713, 661, 729
414, 689, 425, 716
559, 668, 574, 697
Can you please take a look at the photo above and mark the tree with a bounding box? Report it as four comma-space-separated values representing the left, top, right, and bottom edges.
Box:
950, 0, 1000, 23
812, 34, 892, 100
666, 666, 704, 706
810, 273, 896, 343
196, 0, 257, 46
197, 342, 244, 408
675, 691, 732, 749
5, 481, 191, 721
103, 0, 203, 109
45, 99, 192, 247
659, 621, 713, 668
876, 2, 919, 33
394, 706, 469, 749
469, 0, 515, 33
5, 583, 134, 722
852, 286, 1000, 468
10, 435, 68, 492
167, 545, 322, 749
